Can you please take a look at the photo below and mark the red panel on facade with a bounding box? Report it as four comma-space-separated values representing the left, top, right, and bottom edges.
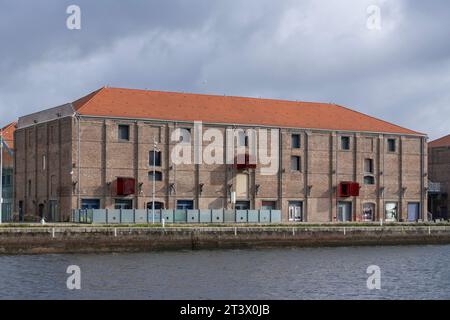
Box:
234, 154, 257, 170
338, 182, 360, 197
116, 177, 136, 196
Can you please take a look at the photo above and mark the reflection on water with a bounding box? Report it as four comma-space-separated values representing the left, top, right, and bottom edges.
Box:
0, 245, 449, 300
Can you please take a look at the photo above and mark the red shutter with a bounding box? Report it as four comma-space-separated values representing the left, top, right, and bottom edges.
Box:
350, 182, 360, 196
116, 178, 136, 196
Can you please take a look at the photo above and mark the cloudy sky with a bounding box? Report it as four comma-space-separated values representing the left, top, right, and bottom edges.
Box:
0, 0, 449, 140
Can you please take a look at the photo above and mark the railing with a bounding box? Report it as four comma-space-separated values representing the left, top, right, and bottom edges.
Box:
429, 181, 441, 193
71, 209, 282, 224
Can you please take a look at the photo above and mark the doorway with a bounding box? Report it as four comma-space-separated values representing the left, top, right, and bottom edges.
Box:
407, 202, 420, 222
288, 201, 303, 222
48, 200, 58, 222
337, 202, 352, 222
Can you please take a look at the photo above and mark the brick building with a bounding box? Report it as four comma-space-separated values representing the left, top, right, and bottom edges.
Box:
14, 87, 428, 222
428, 134, 450, 220
1, 121, 15, 221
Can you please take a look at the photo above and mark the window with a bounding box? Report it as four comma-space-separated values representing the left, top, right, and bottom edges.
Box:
42, 155, 46, 171
82, 199, 100, 210
115, 199, 133, 209
291, 134, 301, 148
364, 159, 374, 173
176, 200, 194, 210
118, 125, 130, 141
236, 173, 249, 198
341, 136, 350, 150
364, 176, 375, 185
387, 138, 396, 152
291, 156, 301, 171
1, 173, 12, 186
147, 202, 164, 210
261, 201, 277, 210
148, 171, 163, 181
149, 150, 161, 166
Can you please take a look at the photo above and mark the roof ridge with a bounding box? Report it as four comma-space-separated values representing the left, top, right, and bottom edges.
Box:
104, 86, 331, 107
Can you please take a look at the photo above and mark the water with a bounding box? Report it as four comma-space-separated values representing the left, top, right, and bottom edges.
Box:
0, 245, 449, 300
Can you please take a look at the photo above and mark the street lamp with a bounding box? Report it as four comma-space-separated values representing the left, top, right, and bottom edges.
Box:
151, 138, 160, 224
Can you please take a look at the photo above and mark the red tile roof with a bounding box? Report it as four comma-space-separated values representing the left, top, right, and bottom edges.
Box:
1, 121, 16, 148
72, 87, 423, 135
429, 134, 450, 148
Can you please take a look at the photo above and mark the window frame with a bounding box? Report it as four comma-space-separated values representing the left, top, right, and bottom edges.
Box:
118, 124, 130, 141
291, 134, 301, 149
148, 170, 163, 181
149, 150, 162, 167
341, 136, 351, 151
387, 138, 396, 153
290, 155, 301, 172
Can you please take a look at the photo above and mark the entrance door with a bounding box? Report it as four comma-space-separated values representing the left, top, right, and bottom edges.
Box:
47, 200, 58, 222
337, 202, 352, 222
407, 203, 420, 222
288, 201, 303, 222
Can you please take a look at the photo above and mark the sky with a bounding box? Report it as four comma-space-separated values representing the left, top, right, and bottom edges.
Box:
0, 0, 449, 140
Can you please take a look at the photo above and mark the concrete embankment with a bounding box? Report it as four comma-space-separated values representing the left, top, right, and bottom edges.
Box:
0, 225, 450, 255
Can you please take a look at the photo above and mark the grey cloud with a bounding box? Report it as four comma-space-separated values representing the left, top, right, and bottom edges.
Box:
0, 0, 449, 140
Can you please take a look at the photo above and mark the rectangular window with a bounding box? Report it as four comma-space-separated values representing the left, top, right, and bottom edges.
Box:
82, 199, 100, 210
291, 134, 301, 148
364, 159, 374, 173
28, 180, 31, 197
118, 124, 130, 141
261, 201, 277, 210
291, 156, 301, 171
114, 199, 133, 210
42, 155, 46, 171
387, 139, 396, 152
148, 171, 163, 181
176, 200, 194, 210
341, 136, 350, 150
149, 151, 162, 167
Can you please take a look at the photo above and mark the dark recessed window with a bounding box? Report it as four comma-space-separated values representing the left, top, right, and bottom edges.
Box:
341, 136, 350, 150
364, 159, 374, 174
291, 134, 301, 148
291, 156, 301, 171
118, 125, 130, 141
148, 171, 163, 181
364, 176, 375, 185
387, 139, 396, 152
149, 150, 161, 167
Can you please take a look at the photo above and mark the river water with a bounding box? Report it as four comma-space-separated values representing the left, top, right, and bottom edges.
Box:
0, 245, 449, 300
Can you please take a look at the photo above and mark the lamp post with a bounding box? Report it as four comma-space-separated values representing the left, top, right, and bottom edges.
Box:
151, 138, 160, 224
